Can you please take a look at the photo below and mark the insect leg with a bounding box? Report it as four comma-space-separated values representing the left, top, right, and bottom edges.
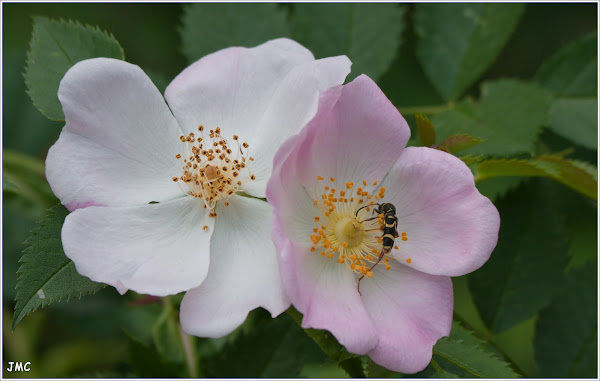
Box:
357, 249, 386, 295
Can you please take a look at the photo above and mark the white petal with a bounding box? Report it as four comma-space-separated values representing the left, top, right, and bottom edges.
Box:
47, 58, 184, 209
62, 197, 213, 296
164, 38, 315, 137
180, 195, 289, 338
164, 38, 350, 198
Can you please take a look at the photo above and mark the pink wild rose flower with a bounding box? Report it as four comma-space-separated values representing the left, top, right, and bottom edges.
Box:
45, 39, 351, 338
266, 75, 500, 373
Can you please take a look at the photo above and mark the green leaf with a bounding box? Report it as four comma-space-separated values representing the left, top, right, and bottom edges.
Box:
430, 321, 520, 378
431, 80, 552, 156
179, 3, 290, 63
535, 33, 597, 150
468, 179, 570, 333
416, 113, 436, 147
549, 182, 598, 271
378, 22, 444, 108
547, 97, 597, 150
431, 369, 460, 378
474, 155, 597, 201
438, 134, 484, 154
535, 32, 597, 97
534, 265, 597, 377
203, 309, 328, 377
433, 339, 519, 378
25, 16, 125, 121
12, 205, 106, 329
415, 3, 525, 100
291, 3, 405, 81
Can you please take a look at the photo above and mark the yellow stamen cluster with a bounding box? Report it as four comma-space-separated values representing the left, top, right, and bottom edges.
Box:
308, 176, 409, 280
173, 125, 256, 213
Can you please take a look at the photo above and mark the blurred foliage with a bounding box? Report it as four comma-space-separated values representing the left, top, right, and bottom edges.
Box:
2, 2, 597, 378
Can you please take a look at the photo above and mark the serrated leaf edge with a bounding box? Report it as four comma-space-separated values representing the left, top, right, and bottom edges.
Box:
12, 206, 106, 329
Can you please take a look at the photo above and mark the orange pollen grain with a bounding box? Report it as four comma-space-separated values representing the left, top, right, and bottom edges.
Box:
174, 128, 254, 211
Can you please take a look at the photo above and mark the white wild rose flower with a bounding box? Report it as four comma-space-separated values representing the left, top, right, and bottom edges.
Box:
46, 38, 351, 337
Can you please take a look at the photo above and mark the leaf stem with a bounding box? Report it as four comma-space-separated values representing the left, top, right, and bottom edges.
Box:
178, 322, 198, 378
397, 102, 455, 115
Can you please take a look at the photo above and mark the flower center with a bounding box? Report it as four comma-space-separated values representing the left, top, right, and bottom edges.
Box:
172, 125, 256, 214
308, 176, 409, 280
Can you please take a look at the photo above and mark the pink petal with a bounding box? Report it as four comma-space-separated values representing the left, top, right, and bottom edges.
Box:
275, 233, 379, 354
180, 195, 289, 338
271, 75, 410, 195
360, 264, 453, 373
382, 147, 500, 276
47, 58, 184, 209
61, 197, 213, 296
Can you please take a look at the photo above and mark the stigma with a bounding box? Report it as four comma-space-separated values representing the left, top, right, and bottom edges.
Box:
172, 125, 256, 212
308, 176, 408, 279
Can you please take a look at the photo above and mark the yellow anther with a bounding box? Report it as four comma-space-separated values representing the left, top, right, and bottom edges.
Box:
314, 216, 320, 222
317, 176, 324, 180
385, 265, 391, 270
394, 245, 399, 250
342, 242, 348, 248
327, 253, 334, 259
373, 180, 378, 186
330, 177, 335, 182
366, 271, 374, 278
345, 182, 354, 189
310, 247, 316, 252
402, 236, 408, 241
313, 228, 318, 233
406, 258, 412, 264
